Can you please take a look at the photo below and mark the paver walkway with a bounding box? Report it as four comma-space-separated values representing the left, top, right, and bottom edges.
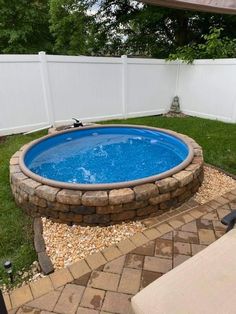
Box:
6, 190, 236, 314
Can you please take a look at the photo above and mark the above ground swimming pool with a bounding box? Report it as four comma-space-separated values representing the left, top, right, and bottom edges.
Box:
21, 125, 192, 189
11, 125, 204, 225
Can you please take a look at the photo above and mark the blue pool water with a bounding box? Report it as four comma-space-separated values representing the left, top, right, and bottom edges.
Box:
24, 127, 189, 184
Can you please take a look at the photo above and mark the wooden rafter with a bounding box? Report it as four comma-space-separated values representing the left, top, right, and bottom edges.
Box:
141, 0, 236, 14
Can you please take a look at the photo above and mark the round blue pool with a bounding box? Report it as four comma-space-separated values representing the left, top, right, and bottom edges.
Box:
21, 125, 193, 189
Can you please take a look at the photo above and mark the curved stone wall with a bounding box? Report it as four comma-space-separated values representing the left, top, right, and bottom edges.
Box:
10, 131, 204, 225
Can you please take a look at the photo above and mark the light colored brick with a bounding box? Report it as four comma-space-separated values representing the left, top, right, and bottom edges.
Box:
86, 252, 107, 270
109, 188, 134, 205
50, 268, 73, 289
102, 291, 133, 314
80, 287, 105, 310
198, 229, 216, 245
30, 277, 53, 299
117, 239, 136, 255
156, 223, 173, 235
26, 290, 61, 312
102, 246, 122, 261
82, 191, 108, 207
36, 185, 60, 202
69, 259, 91, 279
104, 256, 126, 274
144, 256, 172, 273
133, 184, 158, 201
118, 268, 141, 294
10, 285, 33, 308
88, 271, 120, 291
130, 233, 149, 247
173, 171, 193, 187
54, 284, 85, 314
3, 293, 11, 310
143, 228, 161, 240
57, 189, 82, 205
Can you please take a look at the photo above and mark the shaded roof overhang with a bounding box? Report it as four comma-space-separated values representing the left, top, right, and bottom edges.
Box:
140, 0, 236, 14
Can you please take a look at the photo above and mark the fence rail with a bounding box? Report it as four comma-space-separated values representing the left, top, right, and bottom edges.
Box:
0, 53, 235, 136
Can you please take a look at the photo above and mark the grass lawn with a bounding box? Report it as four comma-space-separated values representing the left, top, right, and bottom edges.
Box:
103, 116, 236, 175
0, 115, 235, 288
0, 130, 47, 288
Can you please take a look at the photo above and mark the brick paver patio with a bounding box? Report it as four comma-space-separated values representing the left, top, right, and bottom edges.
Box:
6, 189, 236, 314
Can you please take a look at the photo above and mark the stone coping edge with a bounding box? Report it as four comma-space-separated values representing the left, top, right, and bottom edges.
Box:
33, 218, 54, 275
4, 188, 236, 311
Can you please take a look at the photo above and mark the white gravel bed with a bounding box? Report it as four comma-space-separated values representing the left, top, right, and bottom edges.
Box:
43, 166, 236, 270
43, 220, 145, 269
194, 166, 236, 204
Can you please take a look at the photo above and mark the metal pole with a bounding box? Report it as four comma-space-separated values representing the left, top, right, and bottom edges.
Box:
0, 290, 7, 314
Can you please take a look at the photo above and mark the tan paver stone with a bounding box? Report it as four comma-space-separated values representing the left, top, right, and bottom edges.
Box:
103, 256, 126, 274
173, 254, 191, 267
80, 287, 105, 310
54, 284, 85, 314
215, 230, 225, 239
196, 219, 213, 230
144, 256, 172, 273
155, 238, 172, 258
202, 210, 219, 221
86, 252, 107, 270
156, 223, 173, 235
117, 239, 136, 254
198, 229, 216, 245
196, 204, 212, 214
77, 308, 99, 314
88, 271, 120, 291
214, 196, 230, 205
29, 276, 53, 299
140, 270, 162, 289
160, 232, 173, 240
16, 307, 41, 314
179, 213, 194, 224
143, 228, 161, 240
181, 221, 197, 233
189, 209, 203, 219
102, 246, 122, 261
50, 268, 73, 289
174, 230, 198, 244
217, 207, 231, 220
212, 220, 226, 231
6, 307, 18, 314
125, 254, 144, 269
3, 293, 11, 310
72, 272, 91, 286
132, 241, 155, 256
26, 290, 61, 311
174, 242, 191, 255
206, 200, 221, 209
191, 243, 207, 255
118, 268, 141, 294
168, 218, 185, 229
10, 285, 33, 309
130, 233, 149, 247
69, 259, 91, 279
102, 291, 133, 314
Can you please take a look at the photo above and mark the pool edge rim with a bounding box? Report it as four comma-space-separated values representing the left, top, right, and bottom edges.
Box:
18, 124, 195, 191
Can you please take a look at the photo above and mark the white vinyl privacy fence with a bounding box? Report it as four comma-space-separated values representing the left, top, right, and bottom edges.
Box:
0, 53, 236, 136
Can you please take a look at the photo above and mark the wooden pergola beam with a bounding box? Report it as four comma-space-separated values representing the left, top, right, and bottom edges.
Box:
141, 0, 236, 14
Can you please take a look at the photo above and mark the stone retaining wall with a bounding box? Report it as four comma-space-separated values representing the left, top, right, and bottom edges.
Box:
10, 133, 204, 225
